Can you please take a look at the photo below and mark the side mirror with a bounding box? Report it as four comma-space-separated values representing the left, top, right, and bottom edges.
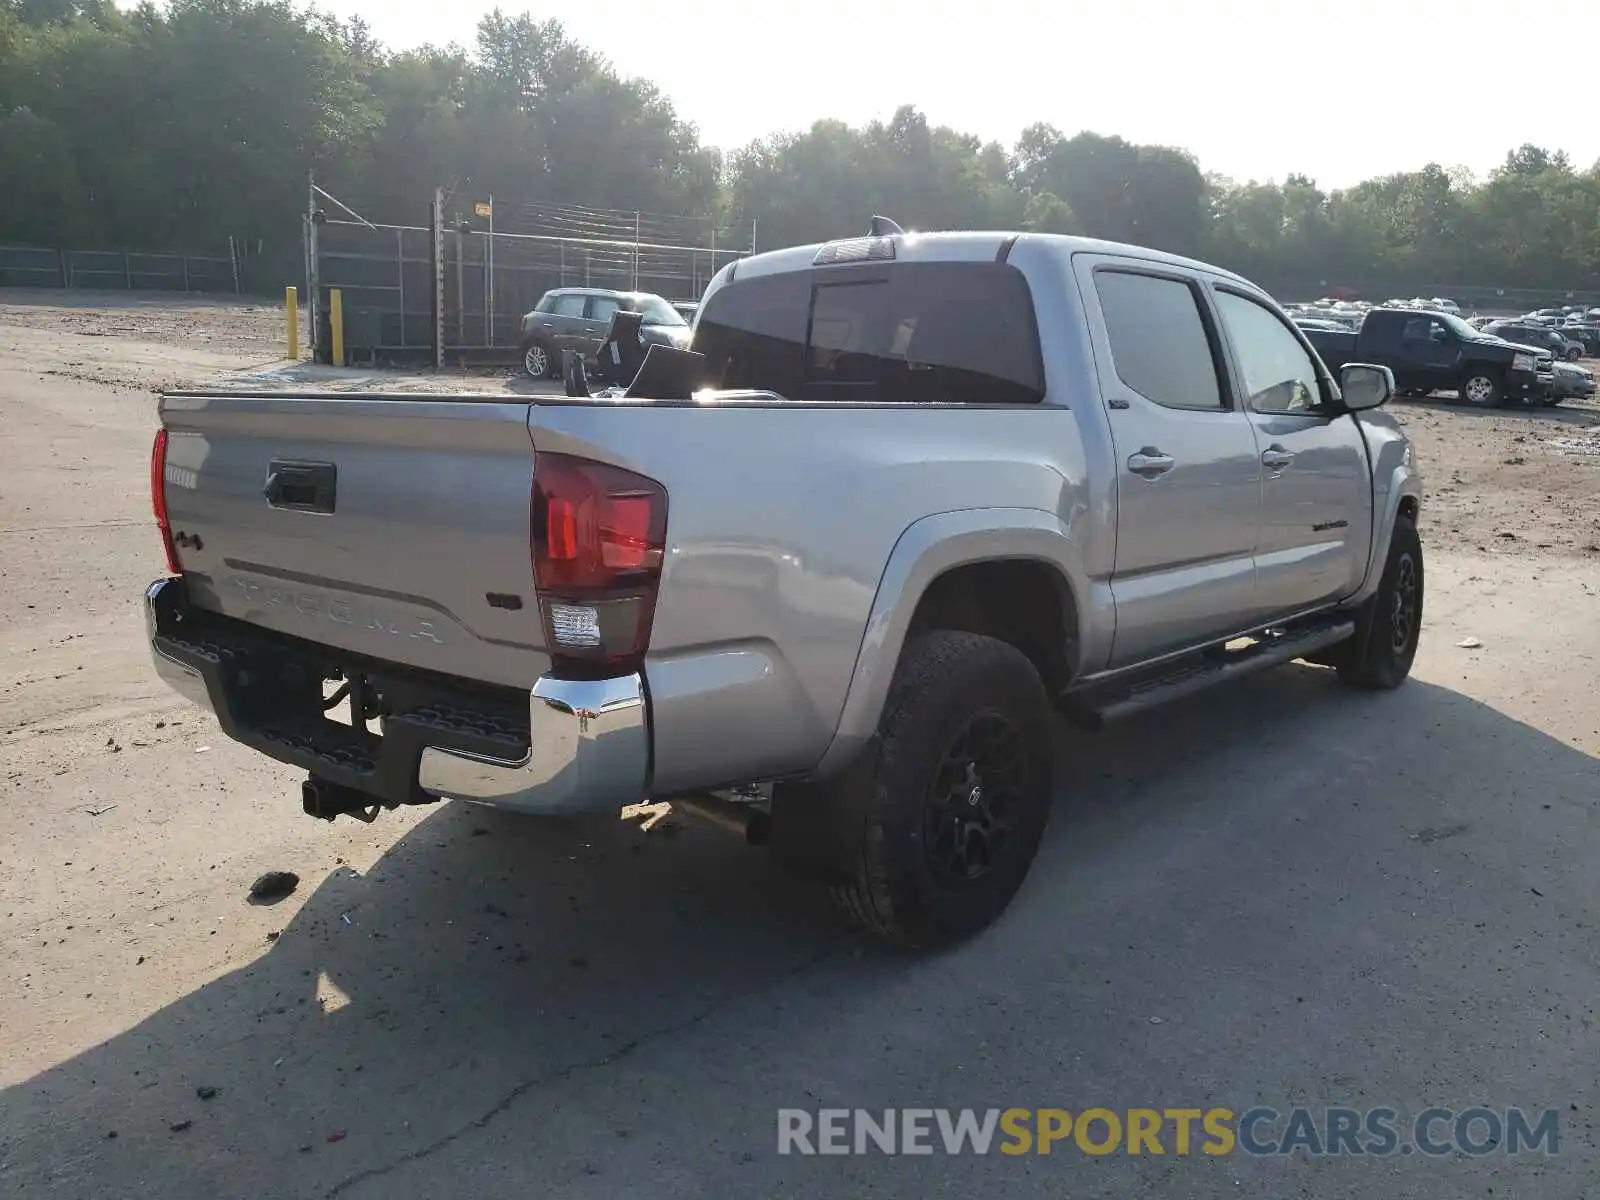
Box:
1339, 362, 1394, 411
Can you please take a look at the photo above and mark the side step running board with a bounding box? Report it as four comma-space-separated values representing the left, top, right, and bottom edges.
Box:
1063, 617, 1356, 727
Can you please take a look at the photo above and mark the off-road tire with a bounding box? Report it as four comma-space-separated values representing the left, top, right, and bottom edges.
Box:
829, 631, 1055, 949
1335, 517, 1423, 690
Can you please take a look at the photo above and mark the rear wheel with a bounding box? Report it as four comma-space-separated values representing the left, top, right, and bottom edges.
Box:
1459, 370, 1502, 407
1335, 518, 1423, 691
827, 631, 1055, 949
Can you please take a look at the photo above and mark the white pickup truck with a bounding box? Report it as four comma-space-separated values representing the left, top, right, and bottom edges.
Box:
145, 223, 1423, 947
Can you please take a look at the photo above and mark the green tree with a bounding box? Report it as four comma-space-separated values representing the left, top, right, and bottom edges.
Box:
3, 0, 1599, 300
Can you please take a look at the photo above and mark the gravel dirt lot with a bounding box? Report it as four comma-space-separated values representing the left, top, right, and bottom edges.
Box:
2, 293, 1598, 1199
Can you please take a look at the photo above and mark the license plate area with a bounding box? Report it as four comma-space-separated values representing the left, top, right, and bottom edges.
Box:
153, 592, 531, 803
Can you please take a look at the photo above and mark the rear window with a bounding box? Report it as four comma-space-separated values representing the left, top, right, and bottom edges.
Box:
692, 262, 1045, 403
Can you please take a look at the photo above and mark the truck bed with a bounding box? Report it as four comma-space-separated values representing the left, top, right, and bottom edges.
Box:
159, 388, 1087, 791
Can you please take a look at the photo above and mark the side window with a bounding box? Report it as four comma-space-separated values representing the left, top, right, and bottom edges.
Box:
1213, 291, 1322, 415
550, 294, 587, 318
1093, 270, 1224, 410
588, 296, 621, 323
1400, 316, 1432, 342
534, 293, 556, 314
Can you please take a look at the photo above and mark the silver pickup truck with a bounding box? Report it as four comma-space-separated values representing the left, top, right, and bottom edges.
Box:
145, 225, 1423, 947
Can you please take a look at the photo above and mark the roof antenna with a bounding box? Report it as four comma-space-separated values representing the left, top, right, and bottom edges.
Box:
868, 215, 905, 237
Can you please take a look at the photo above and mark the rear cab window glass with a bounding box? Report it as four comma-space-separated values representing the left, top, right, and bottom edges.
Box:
1092, 269, 1223, 410
693, 261, 1045, 403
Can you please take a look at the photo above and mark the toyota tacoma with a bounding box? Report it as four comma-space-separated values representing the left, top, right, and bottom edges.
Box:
145, 224, 1423, 947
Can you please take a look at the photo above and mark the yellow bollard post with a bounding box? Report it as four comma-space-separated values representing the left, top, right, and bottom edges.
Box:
285, 286, 299, 360
330, 287, 345, 367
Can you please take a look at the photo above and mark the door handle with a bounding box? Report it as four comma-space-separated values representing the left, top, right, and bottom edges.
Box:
1261, 445, 1295, 470
540, 321, 555, 328
1127, 449, 1175, 477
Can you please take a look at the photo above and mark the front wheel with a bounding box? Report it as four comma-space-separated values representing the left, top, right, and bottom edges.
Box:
1567, 347, 1583, 361
828, 631, 1056, 948
1336, 518, 1423, 691
1459, 370, 1503, 407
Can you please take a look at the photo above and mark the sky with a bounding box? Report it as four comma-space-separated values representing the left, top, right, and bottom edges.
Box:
163, 0, 1600, 189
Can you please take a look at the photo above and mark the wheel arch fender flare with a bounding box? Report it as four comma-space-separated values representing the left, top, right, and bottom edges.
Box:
811, 507, 1090, 778
1348, 462, 1422, 608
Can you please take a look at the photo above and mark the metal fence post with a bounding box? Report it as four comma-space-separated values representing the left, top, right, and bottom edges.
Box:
396, 227, 406, 350
308, 172, 322, 360
124, 252, 132, 290
454, 228, 464, 347
432, 186, 446, 370
633, 211, 640, 291
486, 196, 495, 348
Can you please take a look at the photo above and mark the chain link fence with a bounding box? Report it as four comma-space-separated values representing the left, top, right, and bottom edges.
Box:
307, 186, 752, 366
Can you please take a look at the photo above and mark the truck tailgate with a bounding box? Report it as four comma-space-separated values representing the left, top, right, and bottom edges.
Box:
160, 392, 550, 689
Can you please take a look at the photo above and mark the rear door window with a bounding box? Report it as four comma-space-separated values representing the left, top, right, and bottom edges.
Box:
588, 295, 622, 324
1092, 269, 1224, 410
693, 262, 1045, 403
549, 294, 587, 318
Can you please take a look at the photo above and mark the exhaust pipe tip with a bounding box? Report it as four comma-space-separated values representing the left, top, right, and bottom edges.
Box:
669, 793, 770, 846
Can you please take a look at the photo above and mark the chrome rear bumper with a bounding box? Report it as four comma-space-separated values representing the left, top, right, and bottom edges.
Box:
145, 577, 648, 816
418, 675, 647, 815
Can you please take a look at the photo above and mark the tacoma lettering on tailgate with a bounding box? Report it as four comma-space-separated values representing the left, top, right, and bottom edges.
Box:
227, 575, 444, 644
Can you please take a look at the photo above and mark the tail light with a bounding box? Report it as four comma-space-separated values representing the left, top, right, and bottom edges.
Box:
531, 453, 667, 674
150, 429, 181, 574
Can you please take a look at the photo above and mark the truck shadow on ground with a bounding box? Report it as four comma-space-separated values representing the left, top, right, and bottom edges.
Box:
3, 664, 1596, 1199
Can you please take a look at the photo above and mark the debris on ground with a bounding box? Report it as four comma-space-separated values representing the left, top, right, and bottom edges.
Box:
196, 1086, 218, 1100
1458, 637, 1484, 649
169, 1119, 192, 1133
248, 871, 300, 903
